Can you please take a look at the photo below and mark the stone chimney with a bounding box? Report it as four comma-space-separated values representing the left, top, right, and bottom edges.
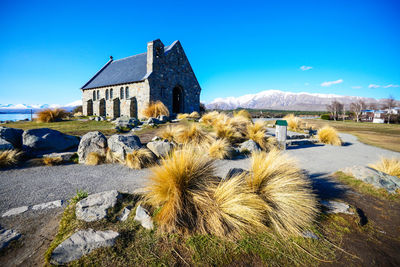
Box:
146, 39, 164, 73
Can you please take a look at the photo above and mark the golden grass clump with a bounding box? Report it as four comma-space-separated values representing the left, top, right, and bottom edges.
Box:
0, 150, 22, 168
200, 111, 221, 126
175, 124, 214, 145
42, 157, 63, 166
214, 123, 238, 142
369, 157, 400, 178
142, 101, 169, 118
158, 125, 182, 142
283, 114, 303, 132
145, 145, 217, 234
228, 115, 252, 137
188, 111, 200, 119
85, 152, 105, 165
177, 113, 190, 120
36, 108, 68, 123
207, 139, 234, 159
125, 149, 156, 169
233, 109, 252, 120
105, 148, 123, 163
247, 149, 317, 236
318, 126, 342, 146
194, 174, 268, 238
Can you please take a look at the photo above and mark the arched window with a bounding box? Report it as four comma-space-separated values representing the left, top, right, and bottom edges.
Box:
93, 90, 96, 101
125, 87, 129, 99
97, 90, 100, 100
110, 89, 113, 99
106, 89, 109, 100
120, 87, 124, 99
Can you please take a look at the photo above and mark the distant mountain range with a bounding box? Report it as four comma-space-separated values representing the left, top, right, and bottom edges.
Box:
0, 100, 81, 113
206, 90, 384, 111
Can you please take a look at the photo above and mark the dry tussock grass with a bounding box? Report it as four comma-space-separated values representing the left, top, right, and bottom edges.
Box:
0, 150, 22, 168
188, 111, 200, 119
247, 149, 317, 236
233, 109, 252, 120
36, 108, 68, 123
207, 139, 234, 159
27, 156, 64, 166
125, 149, 156, 169
85, 152, 106, 165
158, 125, 182, 142
176, 124, 214, 145
369, 157, 400, 178
142, 101, 169, 118
145, 145, 217, 234
318, 126, 342, 146
177, 113, 190, 120
200, 111, 220, 126
283, 114, 304, 132
105, 148, 123, 164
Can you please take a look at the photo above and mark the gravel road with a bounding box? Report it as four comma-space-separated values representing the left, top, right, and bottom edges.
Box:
1, 133, 399, 213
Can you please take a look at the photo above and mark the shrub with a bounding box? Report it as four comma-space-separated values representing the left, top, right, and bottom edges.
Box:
145, 145, 217, 234
246, 149, 317, 236
320, 114, 331, 120
158, 125, 182, 143
207, 139, 234, 159
36, 108, 68, 123
176, 124, 213, 145
85, 152, 105, 165
188, 111, 201, 119
177, 113, 190, 120
214, 123, 239, 143
228, 115, 251, 137
142, 101, 169, 118
283, 114, 303, 132
233, 109, 252, 120
369, 157, 400, 178
72, 105, 83, 114
0, 150, 22, 168
318, 126, 342, 146
125, 149, 156, 169
200, 111, 221, 126
105, 148, 123, 163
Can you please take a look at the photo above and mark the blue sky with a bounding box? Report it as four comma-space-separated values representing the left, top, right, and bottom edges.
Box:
0, 0, 399, 104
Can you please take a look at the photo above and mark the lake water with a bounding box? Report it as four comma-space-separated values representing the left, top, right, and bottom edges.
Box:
0, 113, 37, 121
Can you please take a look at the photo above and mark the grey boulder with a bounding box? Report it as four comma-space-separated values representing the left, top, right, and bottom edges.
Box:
118, 206, 132, 222
0, 127, 23, 148
77, 131, 107, 164
76, 190, 121, 222
0, 138, 13, 150
0, 226, 21, 250
108, 134, 142, 160
239, 140, 261, 153
50, 229, 119, 265
22, 128, 80, 156
343, 166, 400, 193
146, 140, 173, 157
321, 200, 354, 215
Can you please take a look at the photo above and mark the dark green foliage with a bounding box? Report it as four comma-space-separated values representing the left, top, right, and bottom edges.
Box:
320, 114, 331, 120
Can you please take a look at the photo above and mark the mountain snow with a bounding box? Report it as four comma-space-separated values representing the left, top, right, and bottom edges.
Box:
206, 90, 378, 111
0, 100, 82, 110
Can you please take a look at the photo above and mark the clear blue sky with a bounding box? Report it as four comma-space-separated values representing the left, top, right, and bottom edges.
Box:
0, 0, 399, 104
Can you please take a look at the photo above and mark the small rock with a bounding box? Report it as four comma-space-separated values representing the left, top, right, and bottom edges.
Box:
302, 230, 319, 239
134, 205, 154, 230
239, 140, 261, 153
118, 207, 132, 222
2, 206, 29, 217
0, 226, 21, 250
151, 136, 162, 141
157, 115, 169, 123
146, 140, 173, 157
144, 117, 160, 125
108, 134, 142, 160
32, 200, 63, 211
50, 229, 119, 265
321, 200, 354, 215
76, 190, 121, 222
0, 138, 14, 150
77, 131, 108, 164
94, 117, 101, 121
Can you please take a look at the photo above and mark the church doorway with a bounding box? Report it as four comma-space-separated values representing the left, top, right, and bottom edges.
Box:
99, 99, 106, 117
129, 97, 138, 118
172, 86, 183, 113
86, 100, 93, 116
113, 98, 120, 118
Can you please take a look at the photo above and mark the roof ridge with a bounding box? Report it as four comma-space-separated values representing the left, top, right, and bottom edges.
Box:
113, 52, 147, 62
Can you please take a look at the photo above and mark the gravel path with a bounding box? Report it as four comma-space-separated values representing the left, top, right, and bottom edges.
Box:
1, 133, 399, 213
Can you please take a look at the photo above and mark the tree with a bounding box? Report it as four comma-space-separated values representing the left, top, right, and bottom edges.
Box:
367, 102, 378, 110
326, 100, 343, 121
342, 104, 346, 121
350, 100, 365, 122
383, 95, 396, 124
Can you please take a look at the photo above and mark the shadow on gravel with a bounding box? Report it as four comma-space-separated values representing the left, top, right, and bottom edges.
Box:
342, 142, 353, 147
307, 172, 347, 200
286, 143, 324, 150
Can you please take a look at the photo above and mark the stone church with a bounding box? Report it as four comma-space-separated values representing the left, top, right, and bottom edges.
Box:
81, 39, 201, 119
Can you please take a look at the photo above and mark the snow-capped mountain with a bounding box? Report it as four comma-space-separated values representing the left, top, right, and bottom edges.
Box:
0, 100, 82, 111
206, 90, 380, 111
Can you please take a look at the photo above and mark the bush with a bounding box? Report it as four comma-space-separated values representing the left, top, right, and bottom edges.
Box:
72, 105, 83, 114
85, 152, 105, 165
246, 121, 276, 151
320, 114, 331, 120
233, 109, 252, 120
36, 108, 68, 123
247, 149, 317, 236
188, 111, 201, 119
125, 149, 156, 169
318, 126, 342, 146
158, 125, 182, 142
207, 139, 234, 159
142, 101, 169, 118
369, 157, 400, 178
175, 124, 214, 145
283, 114, 304, 132
0, 150, 22, 168
177, 113, 190, 120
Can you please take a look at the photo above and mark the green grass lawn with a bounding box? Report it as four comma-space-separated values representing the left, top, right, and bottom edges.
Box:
305, 119, 400, 152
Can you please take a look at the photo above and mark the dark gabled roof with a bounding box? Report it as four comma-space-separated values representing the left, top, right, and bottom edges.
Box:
81, 41, 177, 90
